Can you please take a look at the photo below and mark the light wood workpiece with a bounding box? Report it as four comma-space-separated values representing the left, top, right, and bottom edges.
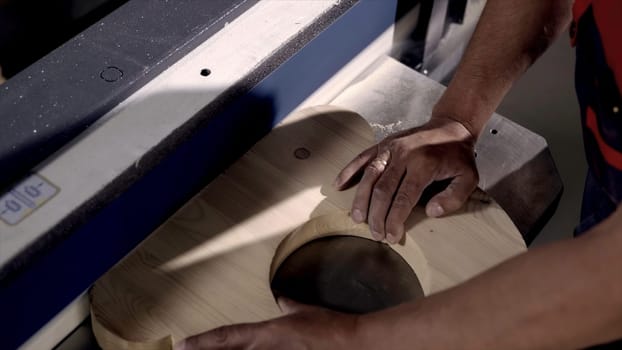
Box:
90, 106, 526, 350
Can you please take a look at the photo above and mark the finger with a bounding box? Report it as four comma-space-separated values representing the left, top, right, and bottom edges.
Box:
277, 297, 318, 314
179, 323, 262, 350
350, 150, 390, 233
426, 172, 478, 218
333, 146, 377, 190
368, 161, 405, 241
385, 170, 432, 244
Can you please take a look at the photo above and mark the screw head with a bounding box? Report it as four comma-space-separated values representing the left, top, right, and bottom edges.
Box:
100, 66, 123, 82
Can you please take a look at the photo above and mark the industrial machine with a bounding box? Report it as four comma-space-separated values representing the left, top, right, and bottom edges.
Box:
0, 1, 561, 349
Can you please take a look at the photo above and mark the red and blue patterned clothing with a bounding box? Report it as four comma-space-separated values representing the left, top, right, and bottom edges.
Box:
572, 1, 621, 348
572, 0, 622, 235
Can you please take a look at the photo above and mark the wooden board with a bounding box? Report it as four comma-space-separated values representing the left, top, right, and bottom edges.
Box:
90, 106, 526, 350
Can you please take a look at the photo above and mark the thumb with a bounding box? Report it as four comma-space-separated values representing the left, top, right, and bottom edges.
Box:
175, 323, 259, 349
426, 174, 477, 218
277, 297, 317, 314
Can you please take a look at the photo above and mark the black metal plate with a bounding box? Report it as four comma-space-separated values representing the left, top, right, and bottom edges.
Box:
0, 0, 258, 192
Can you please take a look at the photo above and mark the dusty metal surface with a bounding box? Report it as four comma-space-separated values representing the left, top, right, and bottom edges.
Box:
0, 0, 262, 192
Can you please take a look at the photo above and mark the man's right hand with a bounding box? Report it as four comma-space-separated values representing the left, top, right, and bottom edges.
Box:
333, 116, 479, 244
332, 0, 573, 246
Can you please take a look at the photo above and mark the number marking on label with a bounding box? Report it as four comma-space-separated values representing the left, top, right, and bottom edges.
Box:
0, 174, 59, 226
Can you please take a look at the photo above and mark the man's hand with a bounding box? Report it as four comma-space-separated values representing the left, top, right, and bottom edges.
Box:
332, 0, 573, 245
174, 298, 362, 350
334, 116, 478, 244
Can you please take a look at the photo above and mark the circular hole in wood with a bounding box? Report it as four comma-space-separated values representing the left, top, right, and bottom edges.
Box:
200, 68, 211, 77
271, 235, 424, 314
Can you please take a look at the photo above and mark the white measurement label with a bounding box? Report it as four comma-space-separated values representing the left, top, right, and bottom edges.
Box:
0, 174, 59, 225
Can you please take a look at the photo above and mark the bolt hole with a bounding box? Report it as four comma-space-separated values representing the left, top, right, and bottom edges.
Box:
200, 68, 211, 77
294, 147, 311, 160
100, 66, 123, 82
490, 129, 498, 135
474, 151, 478, 158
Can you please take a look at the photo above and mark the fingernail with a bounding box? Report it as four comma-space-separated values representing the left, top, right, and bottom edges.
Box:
352, 209, 364, 223
332, 177, 340, 188
277, 298, 288, 312
371, 229, 383, 240
386, 233, 399, 244
427, 202, 444, 217
174, 340, 187, 350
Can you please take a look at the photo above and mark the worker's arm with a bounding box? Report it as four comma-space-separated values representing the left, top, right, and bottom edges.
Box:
334, 0, 574, 243
176, 206, 622, 350
360, 206, 622, 350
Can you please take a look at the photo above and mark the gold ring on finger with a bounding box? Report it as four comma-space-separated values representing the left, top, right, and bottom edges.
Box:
369, 158, 388, 172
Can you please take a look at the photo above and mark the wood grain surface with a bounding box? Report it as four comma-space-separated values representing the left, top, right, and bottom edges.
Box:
90, 106, 526, 349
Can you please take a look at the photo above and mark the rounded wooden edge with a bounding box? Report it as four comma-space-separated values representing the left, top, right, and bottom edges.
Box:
90, 306, 174, 350
269, 210, 431, 295
276, 104, 375, 138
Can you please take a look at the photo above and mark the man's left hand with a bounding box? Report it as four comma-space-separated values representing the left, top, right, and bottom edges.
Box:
174, 298, 364, 350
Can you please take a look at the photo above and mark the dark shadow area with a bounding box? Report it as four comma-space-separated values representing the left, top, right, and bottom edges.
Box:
0, 0, 130, 77
488, 149, 564, 245
392, 0, 429, 70
271, 236, 424, 314
392, 0, 468, 71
